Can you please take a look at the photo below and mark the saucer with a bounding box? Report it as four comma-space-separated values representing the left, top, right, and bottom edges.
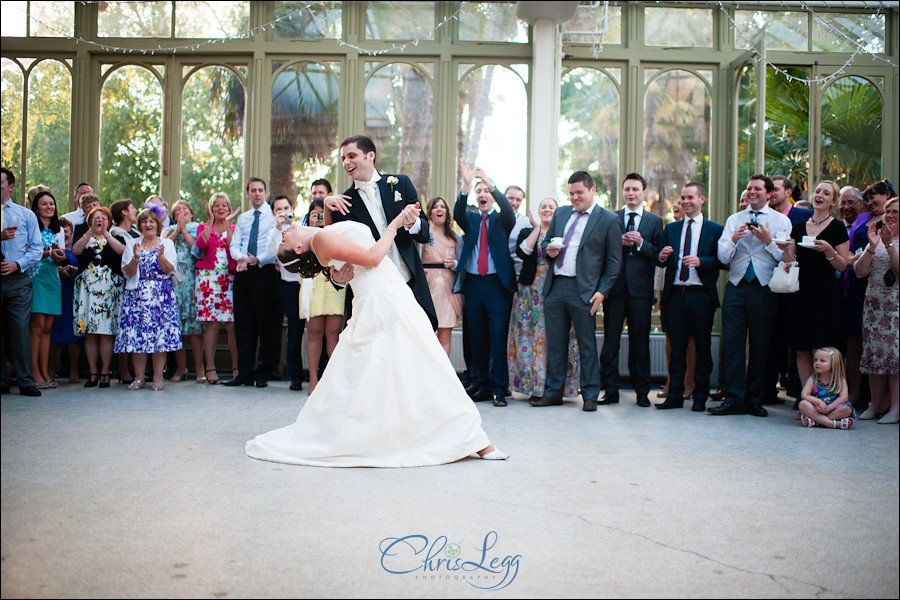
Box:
797, 242, 818, 249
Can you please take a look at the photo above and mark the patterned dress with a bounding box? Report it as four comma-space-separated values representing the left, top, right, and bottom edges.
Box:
73, 237, 125, 336
164, 224, 202, 336
860, 242, 899, 376
507, 235, 580, 397
196, 246, 235, 323
114, 246, 182, 353
421, 232, 462, 328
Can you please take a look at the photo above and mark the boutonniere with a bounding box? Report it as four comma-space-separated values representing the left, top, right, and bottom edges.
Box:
386, 176, 399, 188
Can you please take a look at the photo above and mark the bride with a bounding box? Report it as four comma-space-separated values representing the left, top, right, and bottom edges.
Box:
244, 203, 507, 467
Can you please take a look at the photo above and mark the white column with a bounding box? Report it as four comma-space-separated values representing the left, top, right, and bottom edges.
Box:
528, 18, 562, 204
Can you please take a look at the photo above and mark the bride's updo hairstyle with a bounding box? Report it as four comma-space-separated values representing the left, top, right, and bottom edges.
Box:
278, 247, 327, 278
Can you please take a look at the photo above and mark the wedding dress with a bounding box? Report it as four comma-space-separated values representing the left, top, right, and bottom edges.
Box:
245, 221, 492, 467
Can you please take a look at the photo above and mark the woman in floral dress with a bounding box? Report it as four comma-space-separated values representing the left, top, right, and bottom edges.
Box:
72, 206, 127, 388
420, 197, 462, 355
194, 192, 239, 384
507, 198, 579, 401
115, 209, 182, 391
163, 200, 204, 381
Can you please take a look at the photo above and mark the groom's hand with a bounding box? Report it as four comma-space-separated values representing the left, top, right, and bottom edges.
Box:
324, 194, 353, 215
330, 263, 354, 285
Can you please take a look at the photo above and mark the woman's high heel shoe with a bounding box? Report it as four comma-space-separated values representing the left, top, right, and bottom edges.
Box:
99, 373, 111, 389
84, 373, 100, 388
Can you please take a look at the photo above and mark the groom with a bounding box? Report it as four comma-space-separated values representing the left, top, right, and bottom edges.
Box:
324, 135, 438, 329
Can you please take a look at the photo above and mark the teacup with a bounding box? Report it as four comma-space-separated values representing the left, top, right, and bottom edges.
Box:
550, 237, 564, 247
774, 231, 789, 243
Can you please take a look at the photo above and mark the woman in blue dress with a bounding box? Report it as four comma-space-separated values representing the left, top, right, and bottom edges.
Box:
114, 209, 182, 391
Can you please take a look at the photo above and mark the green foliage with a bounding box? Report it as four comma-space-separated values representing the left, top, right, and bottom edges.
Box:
26, 60, 71, 200
820, 76, 882, 187
1, 59, 24, 186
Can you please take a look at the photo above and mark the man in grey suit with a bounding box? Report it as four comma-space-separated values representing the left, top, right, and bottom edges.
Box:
600, 173, 665, 408
531, 171, 623, 412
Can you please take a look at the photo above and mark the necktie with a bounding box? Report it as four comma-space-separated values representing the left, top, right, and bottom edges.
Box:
247, 210, 260, 257
743, 212, 760, 282
356, 181, 384, 232
477, 214, 489, 276
626, 212, 637, 255
679, 218, 693, 282
555, 210, 587, 268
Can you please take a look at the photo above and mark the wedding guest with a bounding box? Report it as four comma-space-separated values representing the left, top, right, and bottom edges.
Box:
852, 195, 899, 424
71, 194, 102, 241
109, 198, 139, 241
226, 177, 280, 388
421, 197, 463, 355
28, 190, 67, 388
163, 200, 204, 381
507, 198, 579, 401
61, 182, 95, 226
1, 167, 43, 397
778, 180, 849, 391
711, 175, 791, 417
72, 206, 126, 388
144, 194, 170, 228
839, 186, 862, 235
300, 199, 344, 393
26, 184, 52, 203
115, 209, 181, 391
505, 185, 530, 279
195, 192, 239, 385
769, 175, 813, 224
49, 218, 83, 383
266, 194, 305, 391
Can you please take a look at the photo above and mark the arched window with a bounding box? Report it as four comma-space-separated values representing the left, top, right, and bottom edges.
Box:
1, 58, 25, 189
269, 61, 340, 202
365, 62, 433, 198
820, 75, 883, 187
643, 69, 711, 217
26, 59, 71, 195
99, 65, 164, 204
457, 64, 528, 196
560, 66, 620, 207
181, 65, 246, 214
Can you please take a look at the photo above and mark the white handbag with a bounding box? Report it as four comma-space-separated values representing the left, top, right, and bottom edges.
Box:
769, 260, 799, 293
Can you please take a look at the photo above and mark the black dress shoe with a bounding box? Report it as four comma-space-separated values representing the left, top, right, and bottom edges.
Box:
583, 398, 597, 412
655, 398, 684, 410
255, 378, 268, 388
492, 394, 507, 407
747, 404, 768, 417
465, 382, 481, 397
290, 380, 303, 391
598, 391, 619, 405
19, 386, 41, 397
761, 394, 784, 405
707, 403, 746, 415
224, 377, 251, 387
474, 388, 492, 402
636, 395, 650, 407
530, 396, 563, 407
692, 400, 706, 412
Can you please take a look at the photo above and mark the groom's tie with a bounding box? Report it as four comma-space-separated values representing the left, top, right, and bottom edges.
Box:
356, 180, 385, 232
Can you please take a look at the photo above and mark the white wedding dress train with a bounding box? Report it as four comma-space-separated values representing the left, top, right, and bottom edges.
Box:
245, 221, 491, 467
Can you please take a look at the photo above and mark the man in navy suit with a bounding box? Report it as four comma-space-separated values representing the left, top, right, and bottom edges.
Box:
453, 164, 516, 407
324, 135, 437, 330
532, 171, 622, 412
654, 183, 724, 411
600, 173, 665, 407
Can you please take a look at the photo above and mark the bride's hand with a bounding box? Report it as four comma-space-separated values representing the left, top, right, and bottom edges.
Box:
391, 202, 420, 230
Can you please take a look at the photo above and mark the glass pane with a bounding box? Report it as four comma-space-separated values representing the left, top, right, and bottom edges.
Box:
0, 1, 27, 37
643, 70, 711, 217
100, 66, 163, 203
763, 67, 810, 193
99, 1, 172, 38
560, 67, 619, 208
820, 76, 882, 188
366, 1, 434, 41
274, 1, 342, 39
812, 12, 885, 53
269, 62, 340, 203
735, 11, 808, 52
1, 59, 24, 191
181, 67, 245, 215
30, 1, 74, 37
561, 1, 622, 45
645, 7, 712, 48
457, 65, 527, 199
459, 2, 528, 43
26, 60, 71, 199
365, 63, 433, 198
176, 1, 249, 38
737, 63, 757, 208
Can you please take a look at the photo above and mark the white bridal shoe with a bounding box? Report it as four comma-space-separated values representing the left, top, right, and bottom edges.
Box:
470, 449, 510, 460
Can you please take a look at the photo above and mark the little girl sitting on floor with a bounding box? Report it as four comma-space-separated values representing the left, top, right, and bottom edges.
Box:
798, 347, 856, 429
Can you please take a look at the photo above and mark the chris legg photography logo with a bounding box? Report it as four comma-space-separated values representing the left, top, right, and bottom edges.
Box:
378, 531, 520, 590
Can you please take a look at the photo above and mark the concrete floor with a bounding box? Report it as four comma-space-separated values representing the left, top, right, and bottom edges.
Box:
2, 380, 897, 598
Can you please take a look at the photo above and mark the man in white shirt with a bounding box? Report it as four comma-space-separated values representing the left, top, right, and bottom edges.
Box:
61, 182, 95, 226
226, 177, 280, 388
505, 185, 530, 279
711, 174, 792, 417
